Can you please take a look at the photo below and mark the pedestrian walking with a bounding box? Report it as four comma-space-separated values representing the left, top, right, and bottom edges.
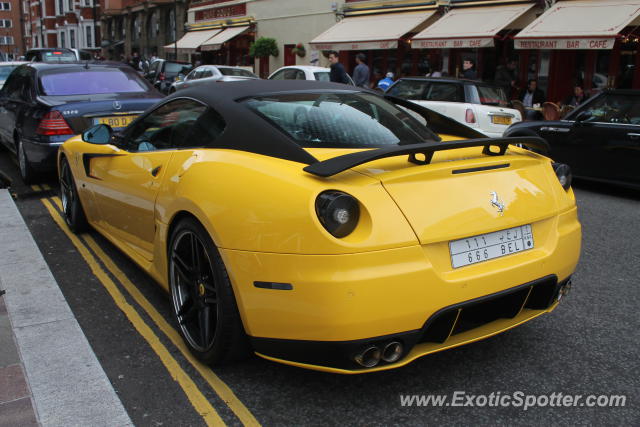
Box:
353, 53, 370, 88
328, 51, 349, 84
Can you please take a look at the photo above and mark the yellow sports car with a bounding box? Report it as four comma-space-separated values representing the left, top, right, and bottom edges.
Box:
58, 80, 581, 374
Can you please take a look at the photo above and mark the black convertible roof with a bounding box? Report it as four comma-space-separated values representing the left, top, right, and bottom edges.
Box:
160, 80, 483, 166
165, 80, 365, 165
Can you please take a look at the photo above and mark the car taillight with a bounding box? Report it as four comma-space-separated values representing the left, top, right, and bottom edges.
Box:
36, 111, 74, 136
315, 191, 360, 238
158, 72, 165, 81
465, 109, 476, 123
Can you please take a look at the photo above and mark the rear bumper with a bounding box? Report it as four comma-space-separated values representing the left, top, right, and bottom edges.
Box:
23, 137, 65, 173
221, 207, 581, 372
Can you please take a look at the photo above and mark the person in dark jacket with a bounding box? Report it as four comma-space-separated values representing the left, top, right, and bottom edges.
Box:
495, 57, 518, 99
563, 85, 589, 106
520, 79, 545, 107
461, 58, 477, 80
352, 53, 370, 88
328, 51, 349, 84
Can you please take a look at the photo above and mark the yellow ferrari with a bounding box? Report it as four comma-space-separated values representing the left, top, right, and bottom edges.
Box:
58, 80, 581, 373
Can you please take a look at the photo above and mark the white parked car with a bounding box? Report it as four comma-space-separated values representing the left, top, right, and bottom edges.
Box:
268, 65, 355, 85
170, 65, 259, 93
386, 77, 522, 138
0, 62, 26, 89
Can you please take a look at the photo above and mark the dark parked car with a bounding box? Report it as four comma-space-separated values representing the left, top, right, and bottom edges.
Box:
145, 59, 193, 94
504, 89, 640, 189
0, 62, 162, 183
24, 48, 78, 63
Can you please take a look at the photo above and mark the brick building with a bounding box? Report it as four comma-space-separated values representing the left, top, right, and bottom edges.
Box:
101, 0, 189, 61
0, 1, 25, 60
23, 0, 101, 53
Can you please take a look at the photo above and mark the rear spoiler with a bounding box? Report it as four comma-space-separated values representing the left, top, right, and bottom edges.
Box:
303, 137, 549, 177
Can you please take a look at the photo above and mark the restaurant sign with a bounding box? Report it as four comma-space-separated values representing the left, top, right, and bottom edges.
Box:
515, 38, 615, 50
195, 4, 246, 22
310, 40, 398, 51
411, 38, 494, 49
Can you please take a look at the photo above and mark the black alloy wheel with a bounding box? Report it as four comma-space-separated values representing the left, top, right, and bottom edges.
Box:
169, 218, 249, 365
59, 157, 89, 233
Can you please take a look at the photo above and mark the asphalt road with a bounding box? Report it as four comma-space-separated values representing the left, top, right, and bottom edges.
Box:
1, 150, 638, 426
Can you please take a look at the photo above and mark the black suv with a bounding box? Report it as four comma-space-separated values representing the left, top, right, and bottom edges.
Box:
145, 59, 192, 94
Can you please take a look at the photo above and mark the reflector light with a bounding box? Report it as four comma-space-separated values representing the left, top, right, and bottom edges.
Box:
36, 111, 74, 136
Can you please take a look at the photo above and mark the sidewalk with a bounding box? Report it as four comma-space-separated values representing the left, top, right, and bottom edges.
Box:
0, 189, 132, 426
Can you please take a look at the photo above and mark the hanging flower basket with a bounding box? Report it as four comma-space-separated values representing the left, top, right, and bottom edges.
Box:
292, 43, 306, 58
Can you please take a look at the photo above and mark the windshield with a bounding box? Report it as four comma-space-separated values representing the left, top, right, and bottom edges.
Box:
244, 92, 439, 148
0, 65, 17, 80
219, 68, 257, 78
165, 62, 192, 75
477, 85, 508, 106
41, 51, 77, 63
39, 69, 148, 95
313, 72, 330, 82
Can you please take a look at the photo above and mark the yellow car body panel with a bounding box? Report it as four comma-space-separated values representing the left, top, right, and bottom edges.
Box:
59, 122, 581, 373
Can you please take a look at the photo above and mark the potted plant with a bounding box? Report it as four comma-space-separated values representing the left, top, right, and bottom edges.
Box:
292, 43, 306, 58
249, 37, 279, 58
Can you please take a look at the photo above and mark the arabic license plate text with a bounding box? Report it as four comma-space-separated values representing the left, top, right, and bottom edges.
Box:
449, 225, 534, 268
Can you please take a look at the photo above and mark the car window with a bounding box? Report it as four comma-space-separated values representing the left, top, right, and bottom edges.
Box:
476, 85, 508, 106
41, 50, 77, 63
149, 61, 160, 74
269, 70, 286, 80
293, 70, 306, 80
218, 68, 257, 78
283, 69, 300, 80
125, 99, 225, 152
424, 83, 462, 102
244, 92, 439, 148
165, 62, 191, 75
313, 72, 330, 82
201, 69, 214, 78
39, 68, 148, 95
0, 65, 18, 81
386, 80, 429, 100
579, 94, 640, 124
2, 67, 30, 100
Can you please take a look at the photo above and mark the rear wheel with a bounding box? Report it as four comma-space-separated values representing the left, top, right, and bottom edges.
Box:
169, 217, 249, 365
59, 157, 89, 233
17, 139, 36, 184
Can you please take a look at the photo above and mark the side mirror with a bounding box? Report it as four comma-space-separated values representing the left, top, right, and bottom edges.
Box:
82, 124, 113, 144
573, 110, 592, 123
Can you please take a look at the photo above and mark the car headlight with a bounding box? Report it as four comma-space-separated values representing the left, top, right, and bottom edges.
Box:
315, 191, 360, 238
552, 163, 572, 190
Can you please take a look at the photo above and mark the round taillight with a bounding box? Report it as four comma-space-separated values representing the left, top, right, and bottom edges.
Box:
315, 191, 360, 238
552, 162, 572, 190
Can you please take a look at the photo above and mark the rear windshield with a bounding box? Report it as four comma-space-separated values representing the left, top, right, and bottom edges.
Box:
477, 85, 508, 106
387, 80, 463, 102
313, 72, 330, 82
39, 69, 148, 95
244, 92, 439, 148
165, 62, 192, 75
41, 51, 77, 63
219, 68, 257, 78
0, 65, 17, 80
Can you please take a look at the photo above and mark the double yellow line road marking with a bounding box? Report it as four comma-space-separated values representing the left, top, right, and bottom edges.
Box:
40, 195, 260, 427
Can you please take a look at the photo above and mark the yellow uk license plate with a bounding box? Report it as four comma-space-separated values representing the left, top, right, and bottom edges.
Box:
491, 115, 512, 125
96, 115, 137, 128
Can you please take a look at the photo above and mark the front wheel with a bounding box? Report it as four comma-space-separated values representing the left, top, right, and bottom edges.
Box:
59, 157, 89, 233
169, 218, 249, 365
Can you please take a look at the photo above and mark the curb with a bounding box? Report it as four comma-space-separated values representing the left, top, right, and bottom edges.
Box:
0, 189, 132, 427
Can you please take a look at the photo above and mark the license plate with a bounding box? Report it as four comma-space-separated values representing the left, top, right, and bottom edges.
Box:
491, 115, 512, 125
449, 224, 534, 269
95, 115, 137, 128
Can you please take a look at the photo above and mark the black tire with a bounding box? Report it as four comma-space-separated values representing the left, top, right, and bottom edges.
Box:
169, 217, 249, 365
59, 157, 89, 233
17, 138, 37, 184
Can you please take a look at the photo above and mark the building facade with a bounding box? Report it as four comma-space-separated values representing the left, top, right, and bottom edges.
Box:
0, 0, 25, 60
100, 0, 189, 61
23, 0, 101, 52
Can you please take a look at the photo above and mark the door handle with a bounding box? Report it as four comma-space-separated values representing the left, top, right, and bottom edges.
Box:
627, 133, 640, 139
151, 165, 162, 177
